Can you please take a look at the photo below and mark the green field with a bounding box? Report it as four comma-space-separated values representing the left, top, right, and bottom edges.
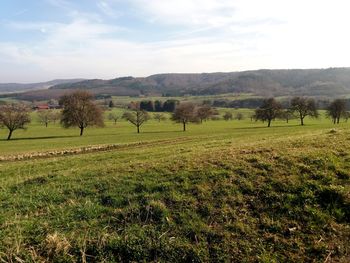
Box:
0, 109, 332, 155
107, 93, 261, 106
0, 110, 349, 262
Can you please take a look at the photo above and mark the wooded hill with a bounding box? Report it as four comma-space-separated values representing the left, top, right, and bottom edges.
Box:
0, 79, 84, 94
5, 68, 350, 101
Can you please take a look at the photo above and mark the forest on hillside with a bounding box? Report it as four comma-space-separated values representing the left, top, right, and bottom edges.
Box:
4, 68, 350, 101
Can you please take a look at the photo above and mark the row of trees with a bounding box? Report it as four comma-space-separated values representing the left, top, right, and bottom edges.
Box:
0, 92, 348, 139
123, 104, 218, 133
0, 91, 105, 139
254, 97, 348, 127
130, 100, 180, 112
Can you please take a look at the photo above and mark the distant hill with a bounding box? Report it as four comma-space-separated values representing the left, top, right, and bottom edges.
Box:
6, 68, 350, 100
0, 79, 85, 94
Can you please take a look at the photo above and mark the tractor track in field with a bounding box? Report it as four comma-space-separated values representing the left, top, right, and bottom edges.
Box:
0, 137, 196, 162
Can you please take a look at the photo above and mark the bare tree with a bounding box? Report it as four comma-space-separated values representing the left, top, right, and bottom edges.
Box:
196, 105, 214, 123
290, 97, 318, 126
50, 111, 61, 124
59, 91, 104, 136
326, 99, 347, 124
122, 109, 150, 133
250, 114, 256, 122
172, 103, 198, 131
235, 112, 244, 120
37, 110, 54, 127
345, 112, 350, 122
280, 110, 294, 123
255, 98, 282, 127
108, 112, 119, 125
0, 104, 31, 140
153, 113, 166, 122
223, 112, 233, 121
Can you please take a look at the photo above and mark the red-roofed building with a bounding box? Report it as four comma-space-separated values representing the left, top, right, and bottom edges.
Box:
34, 104, 50, 110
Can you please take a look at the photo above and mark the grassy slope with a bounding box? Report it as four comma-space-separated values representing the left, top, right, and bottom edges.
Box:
0, 109, 335, 155
0, 114, 349, 262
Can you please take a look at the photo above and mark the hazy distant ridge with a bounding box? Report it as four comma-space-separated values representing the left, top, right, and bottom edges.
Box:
0, 79, 85, 93
6, 68, 350, 100
50, 68, 350, 97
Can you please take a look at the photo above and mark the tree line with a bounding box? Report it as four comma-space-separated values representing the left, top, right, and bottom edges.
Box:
130, 100, 180, 112
0, 91, 348, 140
123, 103, 218, 133
210, 97, 335, 110
254, 97, 349, 127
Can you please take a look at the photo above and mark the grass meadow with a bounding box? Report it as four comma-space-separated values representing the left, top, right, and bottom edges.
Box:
0, 108, 349, 262
108, 93, 261, 106
0, 109, 338, 155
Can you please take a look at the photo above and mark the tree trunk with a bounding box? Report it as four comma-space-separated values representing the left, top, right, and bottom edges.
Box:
183, 121, 186, 132
137, 125, 140, 133
7, 130, 13, 140
337, 117, 340, 124
301, 117, 304, 126
80, 127, 84, 136
267, 119, 271, 127
45, 122, 48, 127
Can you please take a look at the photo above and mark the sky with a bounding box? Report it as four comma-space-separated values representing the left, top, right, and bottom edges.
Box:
0, 0, 350, 83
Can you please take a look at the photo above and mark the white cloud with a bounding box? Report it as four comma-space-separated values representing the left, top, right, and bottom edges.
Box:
6, 21, 59, 32
130, 0, 287, 29
97, 1, 121, 17
1, 0, 350, 82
